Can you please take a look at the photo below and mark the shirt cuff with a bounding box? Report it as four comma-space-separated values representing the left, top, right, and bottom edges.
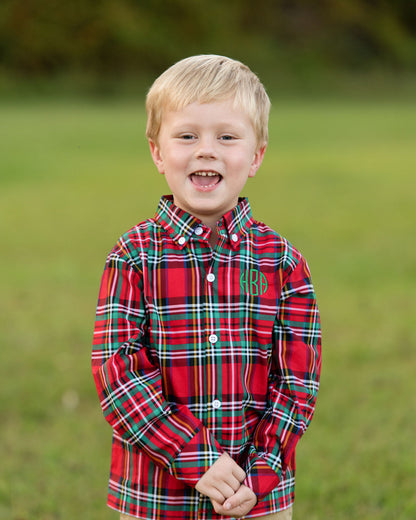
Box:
243, 450, 281, 502
169, 426, 224, 487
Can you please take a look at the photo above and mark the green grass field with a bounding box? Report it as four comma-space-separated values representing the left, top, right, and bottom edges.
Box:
1, 95, 415, 519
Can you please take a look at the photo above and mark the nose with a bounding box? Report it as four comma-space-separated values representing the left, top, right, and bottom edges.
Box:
195, 136, 217, 160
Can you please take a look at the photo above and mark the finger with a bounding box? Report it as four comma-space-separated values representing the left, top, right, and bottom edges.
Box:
211, 500, 248, 519
196, 480, 226, 504
232, 464, 246, 483
223, 485, 256, 512
211, 499, 237, 516
206, 488, 226, 505
210, 499, 226, 515
215, 482, 237, 500
226, 474, 242, 493
223, 494, 242, 512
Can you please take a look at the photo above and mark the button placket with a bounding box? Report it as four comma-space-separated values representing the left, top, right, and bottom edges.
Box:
203, 241, 223, 424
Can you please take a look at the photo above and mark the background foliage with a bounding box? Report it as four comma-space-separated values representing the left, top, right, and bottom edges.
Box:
1, 0, 416, 86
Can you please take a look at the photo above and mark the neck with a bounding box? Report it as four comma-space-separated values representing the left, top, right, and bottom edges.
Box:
208, 227, 218, 248
197, 214, 220, 248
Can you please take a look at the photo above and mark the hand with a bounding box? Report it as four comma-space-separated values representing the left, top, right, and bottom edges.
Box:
211, 484, 257, 518
195, 453, 246, 504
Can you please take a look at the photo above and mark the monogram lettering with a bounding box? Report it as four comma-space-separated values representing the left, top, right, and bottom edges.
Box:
240, 269, 268, 296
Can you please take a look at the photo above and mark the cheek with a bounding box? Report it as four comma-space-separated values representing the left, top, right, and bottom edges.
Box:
166, 150, 189, 170
233, 154, 257, 176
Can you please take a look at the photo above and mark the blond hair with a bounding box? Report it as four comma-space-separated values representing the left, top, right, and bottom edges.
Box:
145, 55, 270, 149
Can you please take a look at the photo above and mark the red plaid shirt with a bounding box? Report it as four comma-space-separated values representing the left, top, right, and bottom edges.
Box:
92, 196, 321, 519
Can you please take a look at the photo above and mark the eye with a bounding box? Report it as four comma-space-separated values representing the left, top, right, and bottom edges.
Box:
179, 134, 196, 140
220, 135, 235, 141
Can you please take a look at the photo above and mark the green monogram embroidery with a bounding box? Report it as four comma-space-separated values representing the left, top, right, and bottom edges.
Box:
240, 269, 268, 296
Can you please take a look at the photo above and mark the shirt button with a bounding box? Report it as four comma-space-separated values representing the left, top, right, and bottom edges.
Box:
194, 226, 203, 236
178, 237, 186, 245
231, 233, 238, 242
209, 334, 218, 344
212, 399, 222, 409
207, 273, 215, 282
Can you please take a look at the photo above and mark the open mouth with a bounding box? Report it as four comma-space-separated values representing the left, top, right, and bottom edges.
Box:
190, 171, 222, 190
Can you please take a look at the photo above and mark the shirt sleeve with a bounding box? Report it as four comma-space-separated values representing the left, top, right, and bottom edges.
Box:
243, 255, 322, 501
91, 251, 223, 488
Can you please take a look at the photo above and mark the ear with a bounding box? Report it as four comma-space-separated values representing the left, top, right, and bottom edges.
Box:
248, 144, 267, 178
149, 139, 165, 174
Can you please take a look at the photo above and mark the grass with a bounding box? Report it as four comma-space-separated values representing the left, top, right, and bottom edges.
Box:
0, 94, 415, 519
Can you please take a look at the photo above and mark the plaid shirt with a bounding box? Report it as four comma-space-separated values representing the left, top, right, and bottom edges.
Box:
92, 196, 321, 519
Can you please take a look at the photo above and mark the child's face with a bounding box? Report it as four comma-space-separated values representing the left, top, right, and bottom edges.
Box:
149, 100, 266, 227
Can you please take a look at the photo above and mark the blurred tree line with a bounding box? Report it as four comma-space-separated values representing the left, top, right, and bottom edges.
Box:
0, 0, 415, 84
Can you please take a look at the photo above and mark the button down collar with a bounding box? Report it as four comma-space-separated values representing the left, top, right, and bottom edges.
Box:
155, 195, 255, 249
219, 197, 254, 248
155, 196, 199, 248
194, 226, 203, 236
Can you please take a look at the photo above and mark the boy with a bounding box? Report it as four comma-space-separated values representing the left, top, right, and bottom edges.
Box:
92, 55, 321, 520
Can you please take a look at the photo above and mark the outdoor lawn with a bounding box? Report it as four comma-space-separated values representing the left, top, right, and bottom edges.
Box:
1, 93, 415, 519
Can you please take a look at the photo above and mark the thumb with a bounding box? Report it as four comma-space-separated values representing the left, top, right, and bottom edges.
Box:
223, 485, 257, 511
223, 494, 241, 511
